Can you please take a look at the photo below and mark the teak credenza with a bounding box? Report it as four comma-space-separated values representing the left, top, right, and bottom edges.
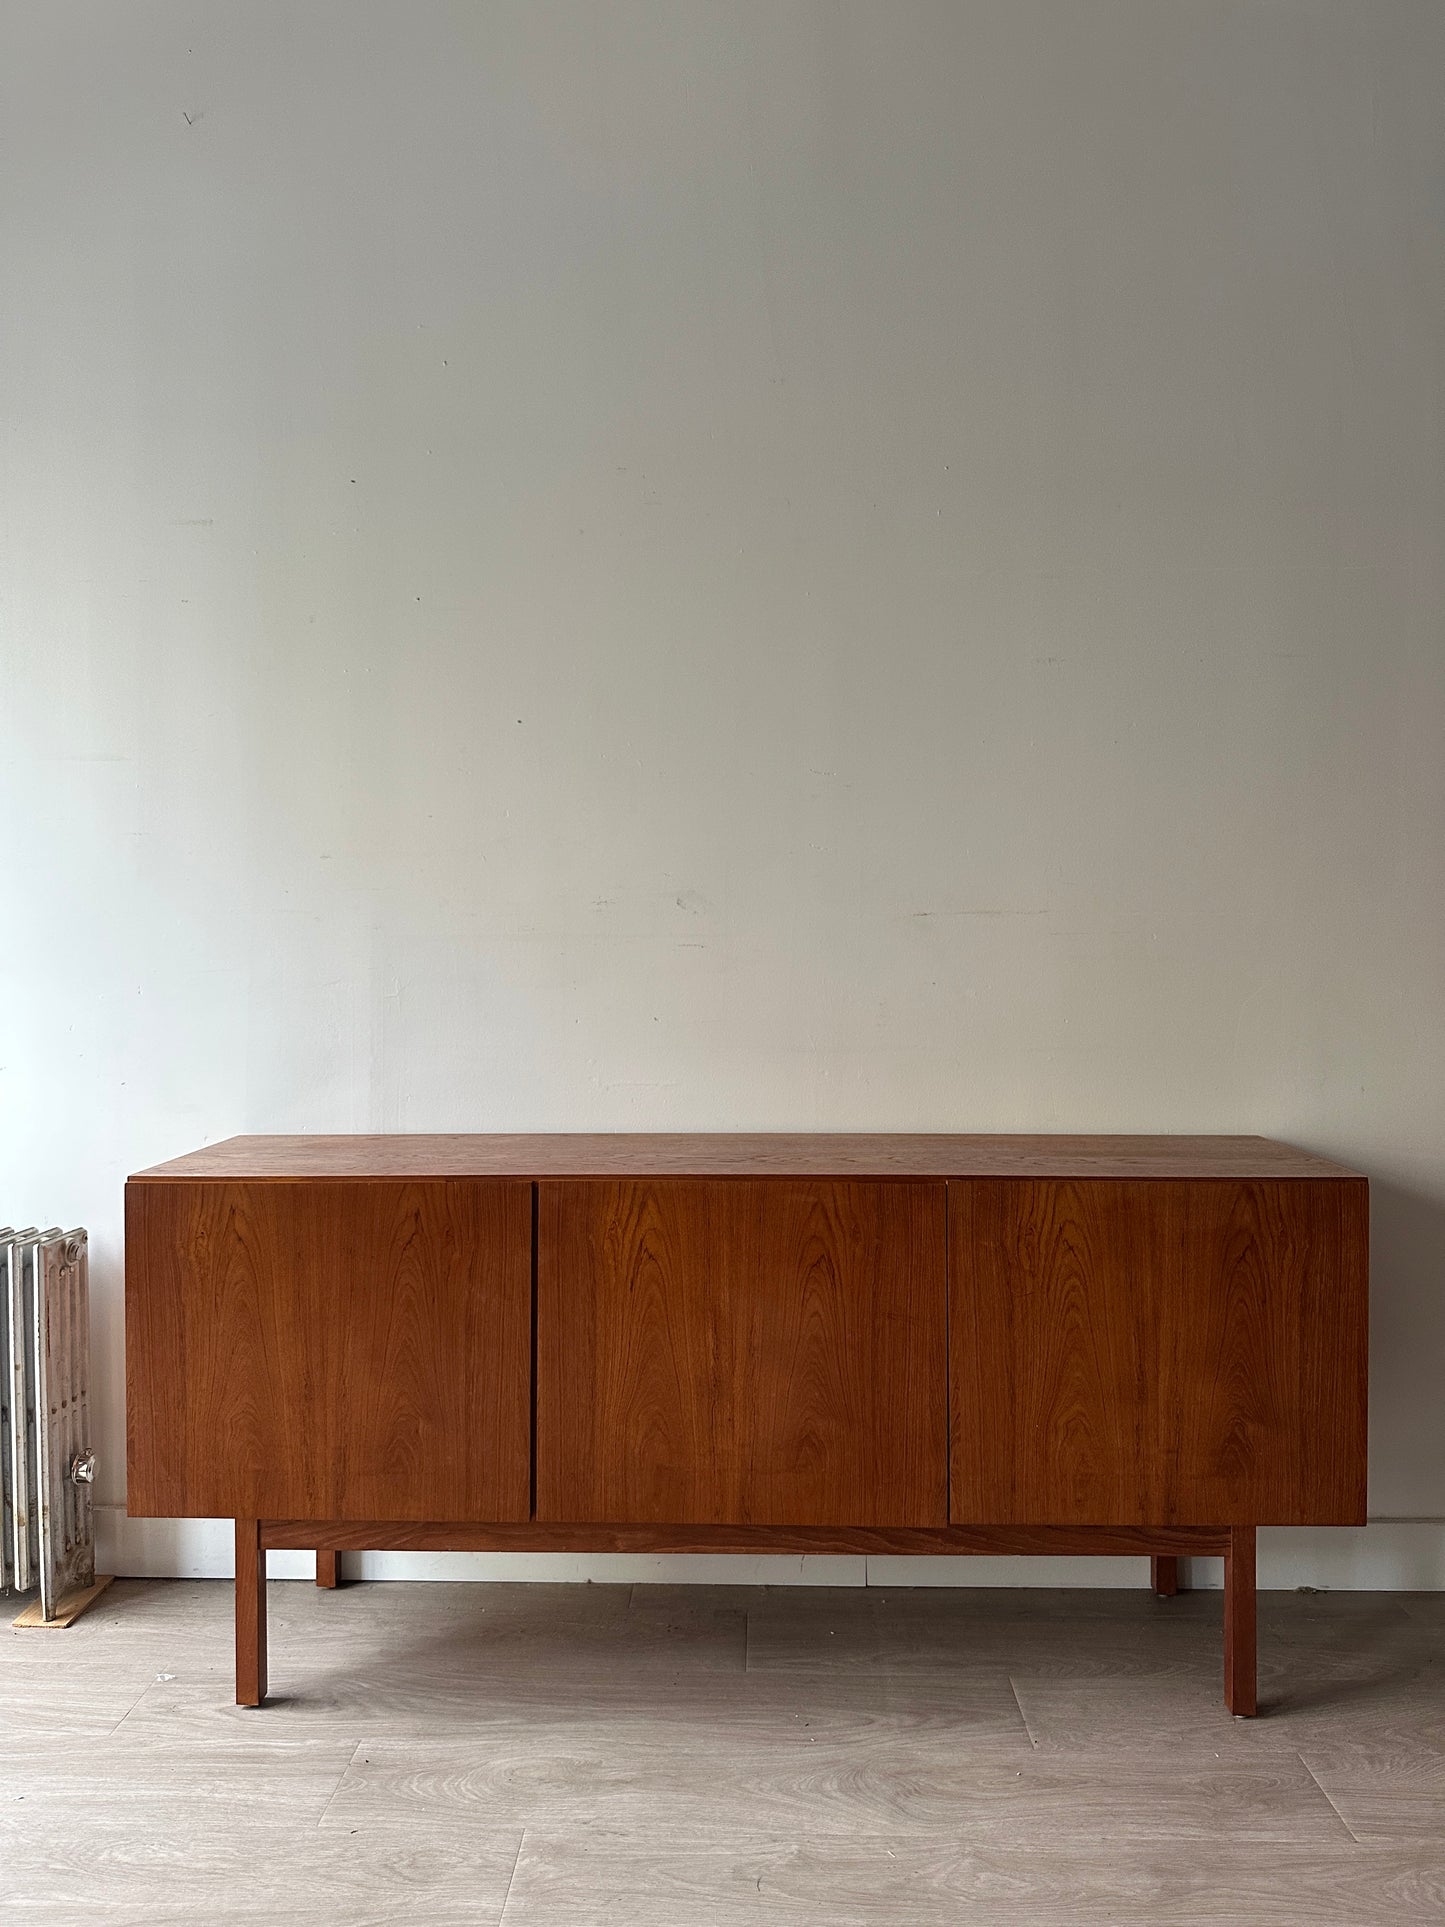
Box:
124, 1134, 1368, 1715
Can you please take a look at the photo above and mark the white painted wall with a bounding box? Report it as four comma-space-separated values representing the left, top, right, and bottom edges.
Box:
4, 2, 1443, 1589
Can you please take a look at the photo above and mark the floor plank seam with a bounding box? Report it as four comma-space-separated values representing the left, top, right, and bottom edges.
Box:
106, 1672, 173, 1738
1008, 1675, 1038, 1747
313, 1739, 366, 1831
1297, 1752, 1361, 1844
497, 1827, 527, 1924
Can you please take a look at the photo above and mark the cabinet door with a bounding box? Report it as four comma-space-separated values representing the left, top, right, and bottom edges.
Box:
126, 1180, 531, 1521
951, 1178, 1368, 1526
537, 1179, 947, 1526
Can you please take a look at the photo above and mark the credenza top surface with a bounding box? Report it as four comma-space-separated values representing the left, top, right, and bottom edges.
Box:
129, 1133, 1363, 1183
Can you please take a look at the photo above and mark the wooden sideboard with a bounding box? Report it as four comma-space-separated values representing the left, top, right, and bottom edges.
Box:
124, 1134, 1368, 1716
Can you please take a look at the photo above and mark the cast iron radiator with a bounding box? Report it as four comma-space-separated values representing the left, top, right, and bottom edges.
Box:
0, 1228, 96, 1617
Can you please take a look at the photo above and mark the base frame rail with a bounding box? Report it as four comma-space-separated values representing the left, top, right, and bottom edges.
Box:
238, 1520, 1256, 1714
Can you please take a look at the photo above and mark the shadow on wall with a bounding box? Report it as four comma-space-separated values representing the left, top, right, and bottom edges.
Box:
1363, 1177, 1445, 1521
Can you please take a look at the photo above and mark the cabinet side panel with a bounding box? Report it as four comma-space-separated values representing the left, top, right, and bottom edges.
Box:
124, 1179, 531, 1521
537, 1179, 947, 1527
950, 1178, 1368, 1526
125, 1182, 186, 1515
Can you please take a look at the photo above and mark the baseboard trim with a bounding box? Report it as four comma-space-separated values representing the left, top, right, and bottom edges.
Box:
96, 1510, 1445, 1590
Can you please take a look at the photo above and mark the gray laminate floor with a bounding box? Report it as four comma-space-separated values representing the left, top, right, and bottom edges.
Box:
2, 1578, 1444, 1924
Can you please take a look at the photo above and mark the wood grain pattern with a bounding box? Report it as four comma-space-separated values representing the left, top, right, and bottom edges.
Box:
10, 1574, 115, 1628
950, 1178, 1368, 1527
129, 1133, 1361, 1182
126, 1179, 531, 1522
320, 1733, 1332, 1841
1226, 1525, 1258, 1716
120, 1134, 1363, 1724
11, 1580, 1444, 1925
536, 1180, 947, 1527
235, 1519, 266, 1708
1296, 1746, 1445, 1846
497, 1837, 1441, 1926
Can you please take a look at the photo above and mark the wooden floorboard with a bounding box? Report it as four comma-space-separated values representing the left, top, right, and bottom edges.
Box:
318, 1735, 1346, 1843
2, 1578, 1443, 1923
500, 1834, 1445, 1926
0, 1819, 524, 1925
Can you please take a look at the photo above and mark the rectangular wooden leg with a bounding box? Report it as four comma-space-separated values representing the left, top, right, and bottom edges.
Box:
316, 1549, 340, 1588
1224, 1525, 1257, 1716
235, 1519, 267, 1708
1151, 1555, 1179, 1597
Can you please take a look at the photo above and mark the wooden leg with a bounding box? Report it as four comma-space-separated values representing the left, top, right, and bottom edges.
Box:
316, 1549, 340, 1589
1151, 1555, 1179, 1597
1224, 1525, 1257, 1717
235, 1519, 267, 1708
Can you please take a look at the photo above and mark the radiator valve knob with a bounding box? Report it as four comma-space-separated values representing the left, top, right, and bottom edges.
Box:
71, 1452, 97, 1485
